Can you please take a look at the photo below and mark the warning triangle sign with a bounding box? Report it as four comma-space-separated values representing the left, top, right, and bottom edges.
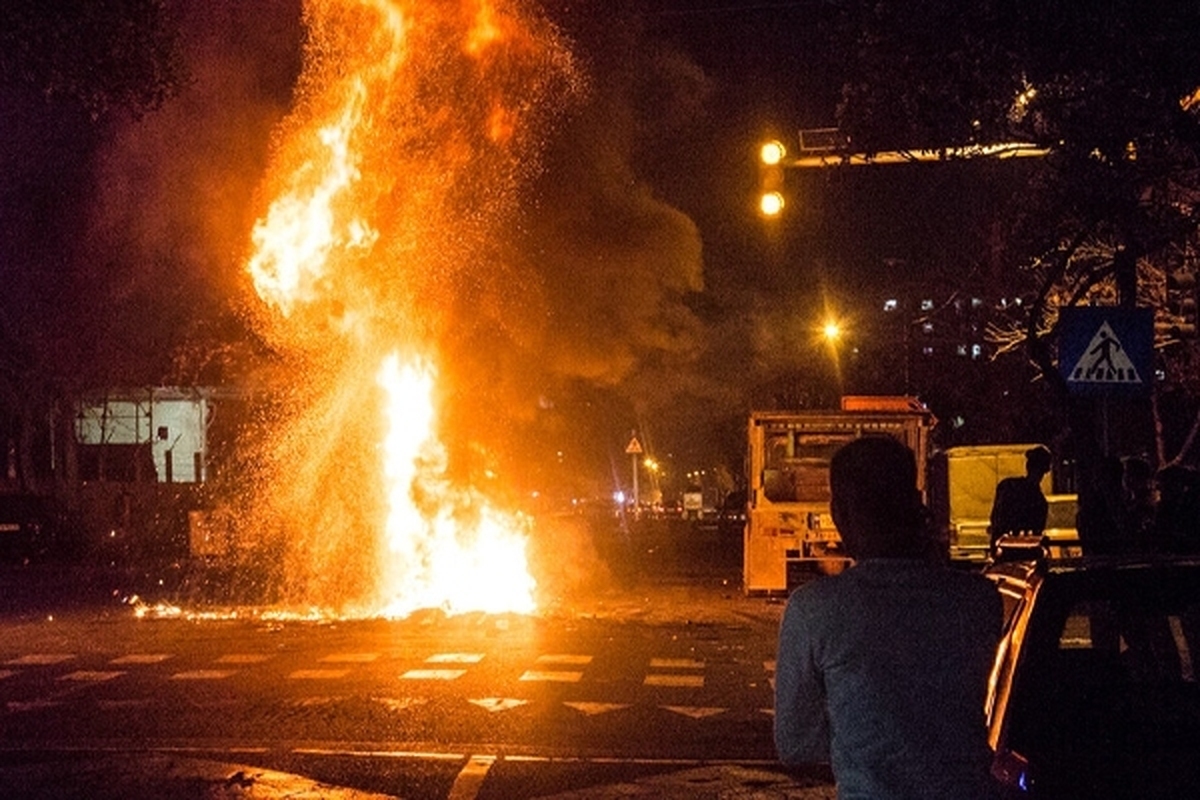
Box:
1068, 321, 1142, 384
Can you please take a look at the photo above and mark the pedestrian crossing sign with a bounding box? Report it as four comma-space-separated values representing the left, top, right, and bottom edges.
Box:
1058, 307, 1153, 396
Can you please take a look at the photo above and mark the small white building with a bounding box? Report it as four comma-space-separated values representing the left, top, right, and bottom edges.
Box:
75, 387, 213, 483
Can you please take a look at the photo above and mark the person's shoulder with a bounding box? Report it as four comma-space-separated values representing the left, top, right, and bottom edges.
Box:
784, 573, 847, 612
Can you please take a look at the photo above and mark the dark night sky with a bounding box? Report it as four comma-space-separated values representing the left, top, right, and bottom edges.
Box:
1, 0, 1025, 500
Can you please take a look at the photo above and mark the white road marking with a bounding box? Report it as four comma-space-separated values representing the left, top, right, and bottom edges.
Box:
288, 669, 351, 680
564, 701, 630, 716
110, 654, 172, 665
372, 697, 427, 712
321, 652, 380, 663
6, 700, 61, 712
447, 754, 496, 800
427, 653, 484, 664
469, 698, 528, 712
644, 674, 704, 688
536, 654, 592, 665
59, 671, 123, 682
401, 668, 466, 680
216, 654, 272, 664
519, 670, 582, 683
661, 705, 727, 719
5, 654, 74, 666
649, 658, 704, 670
171, 670, 235, 680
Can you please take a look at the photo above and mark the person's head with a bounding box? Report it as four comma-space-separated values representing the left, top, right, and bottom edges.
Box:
829, 436, 931, 560
1025, 446, 1051, 480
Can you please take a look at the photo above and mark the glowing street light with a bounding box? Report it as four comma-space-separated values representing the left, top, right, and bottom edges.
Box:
822, 319, 842, 343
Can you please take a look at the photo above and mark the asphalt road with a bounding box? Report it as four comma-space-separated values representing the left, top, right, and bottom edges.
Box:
0, 515, 835, 799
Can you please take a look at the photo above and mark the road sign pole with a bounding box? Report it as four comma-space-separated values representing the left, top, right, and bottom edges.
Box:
631, 454, 639, 509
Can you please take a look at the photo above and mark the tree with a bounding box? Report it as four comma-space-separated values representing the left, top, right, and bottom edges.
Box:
822, 1, 1200, 503
0, 1, 186, 494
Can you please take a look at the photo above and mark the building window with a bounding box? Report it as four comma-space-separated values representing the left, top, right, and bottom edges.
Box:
956, 344, 968, 356
921, 299, 934, 311
883, 299, 898, 312
923, 346, 935, 356
922, 322, 935, 335
972, 343, 983, 359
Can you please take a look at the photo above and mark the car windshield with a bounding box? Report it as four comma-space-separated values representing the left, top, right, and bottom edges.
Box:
1007, 564, 1200, 797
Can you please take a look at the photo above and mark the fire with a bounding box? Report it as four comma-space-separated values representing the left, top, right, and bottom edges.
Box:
377, 354, 535, 616
237, 0, 575, 617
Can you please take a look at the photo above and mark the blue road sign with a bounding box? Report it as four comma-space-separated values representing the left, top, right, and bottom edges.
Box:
1058, 307, 1153, 397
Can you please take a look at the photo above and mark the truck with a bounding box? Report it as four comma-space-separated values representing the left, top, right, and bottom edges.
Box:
742, 397, 1076, 594
743, 397, 934, 594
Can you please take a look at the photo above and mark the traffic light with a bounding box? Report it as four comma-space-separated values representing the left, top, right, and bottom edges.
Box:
758, 140, 786, 217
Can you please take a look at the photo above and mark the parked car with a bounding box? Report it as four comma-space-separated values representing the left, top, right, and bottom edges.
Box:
984, 552, 1200, 798
0, 493, 52, 561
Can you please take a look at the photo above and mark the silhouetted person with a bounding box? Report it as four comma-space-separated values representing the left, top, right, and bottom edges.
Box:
775, 436, 1002, 799
1077, 456, 1125, 555
1121, 456, 1157, 552
1157, 464, 1200, 554
989, 445, 1052, 547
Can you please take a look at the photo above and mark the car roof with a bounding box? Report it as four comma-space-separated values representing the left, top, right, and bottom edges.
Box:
986, 554, 1200, 585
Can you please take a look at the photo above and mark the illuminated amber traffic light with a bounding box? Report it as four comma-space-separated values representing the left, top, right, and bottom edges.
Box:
758, 139, 787, 217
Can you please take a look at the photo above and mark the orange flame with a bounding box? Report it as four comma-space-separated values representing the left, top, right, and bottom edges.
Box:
240, 0, 568, 617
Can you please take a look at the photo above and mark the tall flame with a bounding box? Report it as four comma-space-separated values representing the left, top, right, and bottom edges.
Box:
239, 0, 574, 616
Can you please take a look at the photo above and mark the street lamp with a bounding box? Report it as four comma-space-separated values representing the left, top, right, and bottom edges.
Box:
822, 319, 842, 343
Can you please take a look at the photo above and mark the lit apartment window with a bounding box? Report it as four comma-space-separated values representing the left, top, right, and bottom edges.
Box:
883, 299, 898, 312
971, 297, 983, 309
923, 346, 935, 356
972, 344, 983, 359
921, 299, 934, 311
922, 322, 935, 335
956, 344, 968, 356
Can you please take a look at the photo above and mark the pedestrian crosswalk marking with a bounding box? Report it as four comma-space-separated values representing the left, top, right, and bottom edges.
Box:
402, 668, 466, 680
644, 674, 704, 688
216, 654, 271, 664
470, 697, 528, 713
564, 702, 630, 716
536, 654, 592, 665
289, 669, 351, 680
171, 669, 236, 680
111, 654, 172, 665
5, 654, 74, 666
7, 700, 61, 712
661, 705, 727, 719
321, 652, 380, 663
649, 658, 704, 670
59, 670, 124, 682
519, 670, 583, 683
427, 653, 484, 664
97, 699, 154, 709
372, 697, 427, 712
290, 696, 345, 707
